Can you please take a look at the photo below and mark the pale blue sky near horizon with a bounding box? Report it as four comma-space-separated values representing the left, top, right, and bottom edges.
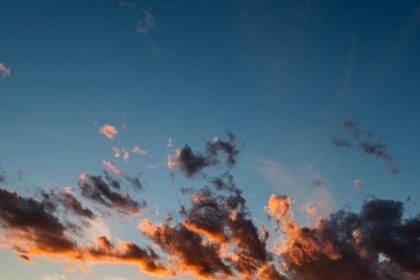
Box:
1, 1, 420, 279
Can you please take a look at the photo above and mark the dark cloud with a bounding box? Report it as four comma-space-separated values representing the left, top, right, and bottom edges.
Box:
84, 236, 167, 275
312, 179, 325, 187
0, 163, 5, 184
103, 170, 121, 190
176, 144, 211, 178
332, 119, 398, 173
0, 188, 79, 257
123, 173, 144, 191
78, 173, 145, 215
176, 132, 239, 178
41, 189, 96, 220
273, 198, 420, 280
331, 136, 352, 148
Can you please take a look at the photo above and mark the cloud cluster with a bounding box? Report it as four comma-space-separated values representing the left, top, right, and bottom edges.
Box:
1, 131, 419, 280
332, 119, 398, 173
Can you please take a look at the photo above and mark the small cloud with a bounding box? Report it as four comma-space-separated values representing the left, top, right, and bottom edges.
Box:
102, 160, 122, 175
167, 138, 172, 147
132, 145, 147, 155
299, 203, 318, 219
311, 179, 325, 188
99, 125, 118, 140
122, 149, 130, 163
112, 147, 120, 158
43, 274, 67, 280
137, 7, 156, 34
119, 0, 136, 10
0, 63, 11, 78
354, 178, 362, 190
167, 152, 177, 169
331, 137, 351, 148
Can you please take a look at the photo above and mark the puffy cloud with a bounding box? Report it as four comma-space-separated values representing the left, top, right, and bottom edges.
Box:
0, 188, 80, 262
266, 196, 420, 280
99, 125, 118, 140
132, 145, 147, 155
175, 132, 239, 177
0, 63, 11, 78
102, 160, 122, 175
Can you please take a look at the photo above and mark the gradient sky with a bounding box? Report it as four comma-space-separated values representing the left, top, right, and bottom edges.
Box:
1, 1, 420, 280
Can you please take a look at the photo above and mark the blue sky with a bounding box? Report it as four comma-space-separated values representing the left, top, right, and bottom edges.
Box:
1, 1, 420, 280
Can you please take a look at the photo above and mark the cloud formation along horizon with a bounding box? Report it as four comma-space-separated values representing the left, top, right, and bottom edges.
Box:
1, 132, 419, 280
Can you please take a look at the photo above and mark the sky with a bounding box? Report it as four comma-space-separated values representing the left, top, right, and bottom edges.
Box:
1, 0, 420, 279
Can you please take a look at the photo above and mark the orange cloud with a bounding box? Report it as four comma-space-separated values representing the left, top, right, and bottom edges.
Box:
167, 150, 179, 169
300, 203, 318, 219
102, 160, 122, 175
354, 178, 362, 190
121, 149, 130, 163
132, 146, 147, 155
0, 63, 10, 78
112, 147, 120, 158
99, 125, 118, 140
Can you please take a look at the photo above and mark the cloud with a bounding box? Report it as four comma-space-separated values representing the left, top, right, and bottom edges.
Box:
332, 119, 399, 173
83, 236, 167, 276
99, 125, 118, 140
118, 0, 136, 10
0, 63, 11, 78
354, 178, 362, 190
102, 160, 122, 176
43, 274, 67, 280
41, 187, 96, 220
175, 132, 239, 177
122, 149, 130, 163
112, 147, 120, 158
132, 145, 147, 155
2, 132, 420, 280
0, 188, 80, 262
167, 138, 172, 147
137, 7, 155, 34
331, 136, 351, 148
78, 173, 145, 215
266, 195, 420, 280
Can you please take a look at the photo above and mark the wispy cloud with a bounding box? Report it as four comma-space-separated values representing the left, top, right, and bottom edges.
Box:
102, 160, 122, 175
167, 138, 172, 147
332, 119, 399, 173
137, 7, 156, 34
0, 63, 11, 78
43, 274, 67, 280
132, 145, 147, 155
112, 147, 120, 158
99, 125, 118, 140
118, 0, 136, 10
